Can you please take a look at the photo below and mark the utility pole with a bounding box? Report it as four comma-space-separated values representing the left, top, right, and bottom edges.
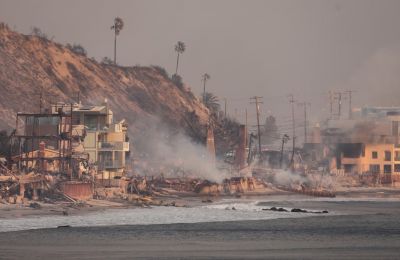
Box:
329, 91, 333, 119
333, 91, 349, 119
224, 98, 227, 118
39, 87, 43, 113
333, 92, 344, 119
245, 108, 248, 130
34, 86, 56, 113
338, 92, 342, 118
288, 94, 296, 167
298, 102, 310, 143
345, 90, 354, 119
75, 91, 81, 104
250, 96, 263, 157
280, 134, 289, 168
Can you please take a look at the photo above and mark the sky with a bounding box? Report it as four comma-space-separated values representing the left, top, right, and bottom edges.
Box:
1, 0, 400, 138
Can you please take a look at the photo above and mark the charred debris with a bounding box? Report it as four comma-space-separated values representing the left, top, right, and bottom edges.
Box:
0, 99, 341, 208
18, 97, 400, 206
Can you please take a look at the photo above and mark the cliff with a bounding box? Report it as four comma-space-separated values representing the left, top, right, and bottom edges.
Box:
0, 24, 211, 150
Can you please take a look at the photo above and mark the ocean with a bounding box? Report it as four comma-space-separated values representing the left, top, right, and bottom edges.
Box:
0, 194, 399, 259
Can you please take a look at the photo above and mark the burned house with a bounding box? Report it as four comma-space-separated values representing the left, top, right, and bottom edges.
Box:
306, 106, 400, 185
12, 105, 85, 178
337, 143, 400, 184
12, 102, 132, 178
58, 102, 130, 180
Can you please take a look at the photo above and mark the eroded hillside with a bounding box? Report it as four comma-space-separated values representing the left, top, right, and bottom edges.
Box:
0, 24, 213, 150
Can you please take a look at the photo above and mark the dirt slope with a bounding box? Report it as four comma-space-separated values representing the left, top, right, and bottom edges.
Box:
0, 24, 210, 145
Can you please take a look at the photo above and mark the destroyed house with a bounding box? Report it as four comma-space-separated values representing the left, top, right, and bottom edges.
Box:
14, 101, 129, 179
337, 142, 400, 184
52, 102, 130, 179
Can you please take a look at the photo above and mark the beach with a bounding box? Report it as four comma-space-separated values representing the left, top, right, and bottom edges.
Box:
0, 189, 400, 259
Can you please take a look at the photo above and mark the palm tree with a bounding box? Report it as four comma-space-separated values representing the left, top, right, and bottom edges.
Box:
111, 17, 124, 64
203, 92, 220, 114
174, 41, 185, 75
201, 73, 210, 103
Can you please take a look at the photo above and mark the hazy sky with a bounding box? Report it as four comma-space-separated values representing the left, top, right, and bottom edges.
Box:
1, 0, 400, 135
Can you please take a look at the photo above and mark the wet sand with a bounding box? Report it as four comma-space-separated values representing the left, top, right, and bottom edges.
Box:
0, 212, 399, 259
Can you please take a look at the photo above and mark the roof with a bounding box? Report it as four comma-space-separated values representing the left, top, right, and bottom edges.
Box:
72, 105, 110, 115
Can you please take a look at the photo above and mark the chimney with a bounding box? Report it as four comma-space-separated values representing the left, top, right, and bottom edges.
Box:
206, 125, 216, 164
234, 125, 247, 170
39, 141, 46, 171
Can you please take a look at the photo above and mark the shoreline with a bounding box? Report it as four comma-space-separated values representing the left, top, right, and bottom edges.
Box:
0, 186, 399, 221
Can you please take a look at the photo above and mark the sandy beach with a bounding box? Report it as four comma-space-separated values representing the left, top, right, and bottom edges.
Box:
0, 186, 398, 220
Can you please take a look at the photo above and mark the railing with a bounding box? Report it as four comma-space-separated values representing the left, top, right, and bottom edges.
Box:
98, 161, 124, 170
98, 142, 129, 151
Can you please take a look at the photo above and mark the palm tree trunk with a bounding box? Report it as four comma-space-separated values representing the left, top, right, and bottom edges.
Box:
114, 30, 117, 64
175, 52, 180, 75
203, 80, 206, 103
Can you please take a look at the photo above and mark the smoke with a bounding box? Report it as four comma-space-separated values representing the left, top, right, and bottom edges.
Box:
272, 169, 336, 190
132, 119, 229, 183
272, 169, 308, 186
333, 46, 400, 107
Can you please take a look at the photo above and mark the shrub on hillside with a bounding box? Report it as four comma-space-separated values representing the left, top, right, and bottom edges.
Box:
30, 26, 48, 40
171, 74, 184, 89
151, 65, 169, 79
67, 43, 87, 56
101, 57, 114, 65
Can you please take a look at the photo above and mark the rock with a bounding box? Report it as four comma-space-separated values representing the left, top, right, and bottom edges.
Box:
57, 225, 71, 228
29, 202, 41, 209
269, 207, 288, 212
291, 208, 308, 213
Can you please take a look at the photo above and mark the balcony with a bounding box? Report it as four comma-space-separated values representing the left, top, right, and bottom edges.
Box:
98, 142, 129, 151
98, 161, 124, 170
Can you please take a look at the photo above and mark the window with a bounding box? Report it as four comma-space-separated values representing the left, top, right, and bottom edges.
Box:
395, 151, 400, 161
385, 151, 391, 161
394, 164, 400, 173
372, 151, 378, 159
369, 164, 380, 174
392, 121, 399, 136
84, 115, 98, 130
71, 114, 81, 125
384, 165, 392, 174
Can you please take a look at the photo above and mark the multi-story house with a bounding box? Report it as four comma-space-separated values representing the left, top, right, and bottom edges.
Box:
52, 101, 130, 179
